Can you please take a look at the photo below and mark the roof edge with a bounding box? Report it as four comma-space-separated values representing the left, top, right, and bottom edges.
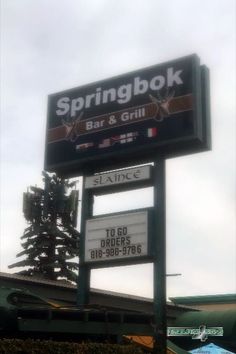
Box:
170, 293, 236, 305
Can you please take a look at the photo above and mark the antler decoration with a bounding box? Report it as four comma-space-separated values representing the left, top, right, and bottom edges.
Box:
149, 88, 175, 122
61, 112, 83, 142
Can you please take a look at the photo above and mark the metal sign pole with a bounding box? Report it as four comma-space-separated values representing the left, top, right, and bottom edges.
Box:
77, 176, 93, 306
153, 158, 166, 353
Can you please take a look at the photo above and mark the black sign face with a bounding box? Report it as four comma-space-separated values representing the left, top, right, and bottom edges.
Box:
44, 54, 211, 176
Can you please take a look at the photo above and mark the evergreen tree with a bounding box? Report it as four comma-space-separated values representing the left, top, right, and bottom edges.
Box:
9, 172, 80, 283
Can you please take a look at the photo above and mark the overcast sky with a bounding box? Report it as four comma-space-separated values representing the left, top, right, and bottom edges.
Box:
0, 0, 235, 300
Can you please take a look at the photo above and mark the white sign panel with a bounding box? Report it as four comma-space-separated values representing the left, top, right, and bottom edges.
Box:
84, 211, 148, 263
85, 165, 151, 189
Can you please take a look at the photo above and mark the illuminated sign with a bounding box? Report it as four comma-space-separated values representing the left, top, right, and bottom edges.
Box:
45, 54, 210, 176
85, 165, 151, 189
84, 210, 152, 266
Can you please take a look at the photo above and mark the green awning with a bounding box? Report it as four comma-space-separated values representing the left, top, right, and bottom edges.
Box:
175, 309, 236, 339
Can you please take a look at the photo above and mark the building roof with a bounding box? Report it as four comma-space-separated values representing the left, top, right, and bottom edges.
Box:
0, 271, 185, 308
0, 271, 75, 289
170, 294, 236, 305
0, 271, 195, 314
0, 271, 155, 302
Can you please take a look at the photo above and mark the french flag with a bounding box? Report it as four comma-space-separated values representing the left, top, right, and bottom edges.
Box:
146, 127, 157, 138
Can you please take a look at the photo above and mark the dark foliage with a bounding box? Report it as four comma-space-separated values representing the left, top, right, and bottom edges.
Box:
9, 172, 80, 283
0, 339, 145, 354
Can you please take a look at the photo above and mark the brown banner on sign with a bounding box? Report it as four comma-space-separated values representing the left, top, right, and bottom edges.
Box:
47, 94, 193, 143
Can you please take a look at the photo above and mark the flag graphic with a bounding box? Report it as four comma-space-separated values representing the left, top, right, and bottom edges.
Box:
76, 142, 94, 151
146, 127, 157, 137
98, 138, 111, 148
112, 132, 139, 144
98, 132, 139, 149
98, 128, 157, 150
